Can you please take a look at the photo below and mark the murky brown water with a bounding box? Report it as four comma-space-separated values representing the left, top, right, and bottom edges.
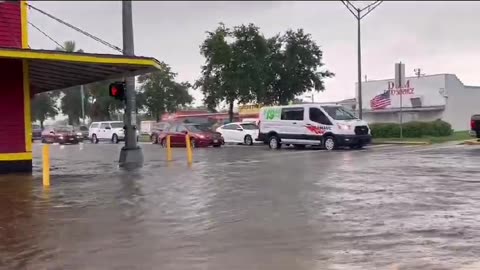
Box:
1, 143, 480, 270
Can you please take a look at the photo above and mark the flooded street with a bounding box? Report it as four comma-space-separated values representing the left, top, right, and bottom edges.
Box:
1, 143, 480, 269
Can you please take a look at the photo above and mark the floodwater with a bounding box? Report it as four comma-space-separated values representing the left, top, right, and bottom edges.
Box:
1, 143, 480, 270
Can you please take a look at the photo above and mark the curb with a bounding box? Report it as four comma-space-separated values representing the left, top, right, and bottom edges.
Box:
371, 141, 431, 145
461, 139, 480, 145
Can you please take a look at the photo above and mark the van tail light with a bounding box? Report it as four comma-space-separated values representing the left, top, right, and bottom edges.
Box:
471, 120, 476, 130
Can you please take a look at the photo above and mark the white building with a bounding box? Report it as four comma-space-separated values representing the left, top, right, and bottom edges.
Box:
348, 74, 480, 131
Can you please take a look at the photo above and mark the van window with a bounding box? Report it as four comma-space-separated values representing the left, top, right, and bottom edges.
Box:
309, 108, 332, 125
90, 123, 99, 129
100, 123, 110, 129
322, 106, 356, 120
281, 108, 304, 121
111, 122, 123, 129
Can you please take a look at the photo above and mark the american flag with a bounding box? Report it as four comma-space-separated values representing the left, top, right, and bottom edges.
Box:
370, 90, 391, 110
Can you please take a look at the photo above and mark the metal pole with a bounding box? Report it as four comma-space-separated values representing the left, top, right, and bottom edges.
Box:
80, 85, 85, 125
357, 11, 363, 119
399, 67, 403, 139
119, 0, 143, 168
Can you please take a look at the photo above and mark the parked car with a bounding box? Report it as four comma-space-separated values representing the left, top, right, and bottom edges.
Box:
216, 122, 259, 145
32, 124, 42, 141
41, 126, 80, 144
157, 123, 224, 148
470, 114, 480, 138
76, 125, 89, 141
89, 121, 139, 144
258, 104, 372, 150
150, 122, 171, 144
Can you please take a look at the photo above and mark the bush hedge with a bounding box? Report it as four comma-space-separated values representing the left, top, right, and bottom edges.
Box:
370, 120, 453, 138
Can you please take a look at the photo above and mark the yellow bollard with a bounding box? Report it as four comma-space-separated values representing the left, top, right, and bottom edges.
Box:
42, 144, 50, 187
166, 135, 173, 161
185, 134, 193, 165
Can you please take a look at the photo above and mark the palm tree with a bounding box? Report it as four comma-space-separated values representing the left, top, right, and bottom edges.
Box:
56, 41, 88, 125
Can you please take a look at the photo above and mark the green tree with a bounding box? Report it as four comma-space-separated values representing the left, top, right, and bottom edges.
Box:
195, 23, 269, 122
196, 24, 334, 112
56, 41, 89, 125
263, 29, 334, 105
138, 62, 193, 122
87, 80, 123, 121
196, 23, 232, 117
31, 92, 58, 128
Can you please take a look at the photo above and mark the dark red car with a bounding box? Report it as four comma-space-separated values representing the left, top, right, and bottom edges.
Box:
157, 123, 224, 148
41, 126, 80, 144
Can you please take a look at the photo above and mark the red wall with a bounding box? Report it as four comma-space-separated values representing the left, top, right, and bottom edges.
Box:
0, 59, 25, 153
0, 2, 22, 48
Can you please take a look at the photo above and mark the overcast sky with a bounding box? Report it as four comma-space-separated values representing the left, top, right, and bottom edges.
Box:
28, 1, 480, 106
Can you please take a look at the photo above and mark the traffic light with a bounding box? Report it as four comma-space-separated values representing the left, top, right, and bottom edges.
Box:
109, 81, 126, 101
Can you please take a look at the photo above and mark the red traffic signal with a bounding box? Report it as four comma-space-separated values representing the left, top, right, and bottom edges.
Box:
109, 82, 126, 100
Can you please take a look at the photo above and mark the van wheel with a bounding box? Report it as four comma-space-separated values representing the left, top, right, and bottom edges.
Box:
268, 135, 281, 149
244, 135, 253, 146
112, 134, 119, 144
92, 134, 99, 144
324, 136, 336, 151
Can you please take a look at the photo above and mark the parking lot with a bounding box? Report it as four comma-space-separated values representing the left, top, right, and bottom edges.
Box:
1, 142, 480, 269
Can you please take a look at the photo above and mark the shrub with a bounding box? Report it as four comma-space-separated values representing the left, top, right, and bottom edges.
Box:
370, 120, 453, 138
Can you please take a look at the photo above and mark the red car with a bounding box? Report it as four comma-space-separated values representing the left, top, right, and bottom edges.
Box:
41, 126, 80, 144
158, 123, 224, 148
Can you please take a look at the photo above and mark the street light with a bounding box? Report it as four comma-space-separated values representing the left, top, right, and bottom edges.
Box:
341, 0, 383, 119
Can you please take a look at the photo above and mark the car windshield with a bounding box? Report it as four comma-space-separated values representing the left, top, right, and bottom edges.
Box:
111, 123, 124, 128
322, 106, 357, 120
186, 124, 211, 132
79, 126, 88, 131
240, 123, 258, 130
55, 126, 73, 132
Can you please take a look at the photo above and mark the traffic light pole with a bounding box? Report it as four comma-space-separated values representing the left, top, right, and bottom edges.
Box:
119, 0, 144, 169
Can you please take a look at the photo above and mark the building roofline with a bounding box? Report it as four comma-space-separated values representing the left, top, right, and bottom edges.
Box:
357, 73, 457, 84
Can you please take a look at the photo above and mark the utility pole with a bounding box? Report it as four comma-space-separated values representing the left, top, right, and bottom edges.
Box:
80, 85, 85, 125
341, 0, 383, 119
119, 0, 144, 169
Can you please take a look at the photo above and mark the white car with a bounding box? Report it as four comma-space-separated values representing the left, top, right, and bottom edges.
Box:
89, 121, 139, 144
216, 122, 259, 145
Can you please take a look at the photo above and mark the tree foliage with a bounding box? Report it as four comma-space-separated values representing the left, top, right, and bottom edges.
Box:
138, 62, 193, 122
195, 23, 334, 120
87, 80, 124, 121
56, 41, 89, 125
31, 92, 58, 128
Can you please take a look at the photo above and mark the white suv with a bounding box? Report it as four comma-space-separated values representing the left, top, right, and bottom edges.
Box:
89, 121, 139, 144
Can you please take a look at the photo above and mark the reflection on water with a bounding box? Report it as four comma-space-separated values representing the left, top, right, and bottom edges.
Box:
1, 144, 480, 269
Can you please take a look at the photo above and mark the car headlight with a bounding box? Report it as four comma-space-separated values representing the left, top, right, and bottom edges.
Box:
337, 124, 350, 130
76, 132, 82, 136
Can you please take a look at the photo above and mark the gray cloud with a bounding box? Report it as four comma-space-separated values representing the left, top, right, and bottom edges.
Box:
27, 1, 480, 105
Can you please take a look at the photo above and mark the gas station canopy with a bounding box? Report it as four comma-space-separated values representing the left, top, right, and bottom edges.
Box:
0, 47, 161, 94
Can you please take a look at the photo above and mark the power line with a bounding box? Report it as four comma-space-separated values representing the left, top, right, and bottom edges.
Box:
28, 21, 65, 50
27, 3, 123, 53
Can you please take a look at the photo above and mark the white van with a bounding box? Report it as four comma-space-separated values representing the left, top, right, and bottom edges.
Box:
257, 104, 371, 150
89, 121, 139, 144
